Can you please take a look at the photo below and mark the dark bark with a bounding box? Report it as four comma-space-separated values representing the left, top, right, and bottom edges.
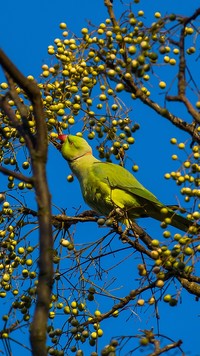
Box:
0, 49, 54, 356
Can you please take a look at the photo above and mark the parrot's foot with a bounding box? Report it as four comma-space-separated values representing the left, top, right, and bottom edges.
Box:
107, 207, 125, 220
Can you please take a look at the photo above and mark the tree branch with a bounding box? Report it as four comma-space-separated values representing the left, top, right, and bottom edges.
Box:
0, 49, 53, 356
123, 77, 200, 143
149, 339, 182, 356
165, 10, 200, 124
104, 0, 118, 27
177, 277, 200, 297
0, 165, 32, 183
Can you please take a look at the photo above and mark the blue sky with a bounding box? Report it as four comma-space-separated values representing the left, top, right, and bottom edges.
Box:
0, 0, 200, 355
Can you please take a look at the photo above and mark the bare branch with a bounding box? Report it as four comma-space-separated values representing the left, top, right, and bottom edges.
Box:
177, 277, 200, 297
183, 7, 200, 26
0, 49, 53, 356
104, 0, 118, 27
0, 165, 32, 183
148, 339, 183, 356
81, 279, 160, 327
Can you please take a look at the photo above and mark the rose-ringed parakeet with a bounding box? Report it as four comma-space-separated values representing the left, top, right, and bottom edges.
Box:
58, 134, 198, 233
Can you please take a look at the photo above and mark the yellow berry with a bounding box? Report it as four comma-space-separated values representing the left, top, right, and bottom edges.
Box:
60, 22, 67, 29
71, 301, 77, 308
159, 81, 166, 89
169, 58, 176, 65
154, 12, 161, 18
163, 294, 172, 302
137, 299, 145, 306
156, 279, 164, 288
2, 273, 10, 282
163, 230, 171, 238
115, 83, 125, 92
94, 310, 101, 317
1, 82, 8, 89
64, 306, 70, 314
164, 173, 171, 179
132, 165, 139, 172
60, 239, 70, 247
173, 48, 179, 54
97, 329, 103, 337
49, 311, 55, 319
140, 337, 149, 346
26, 259, 33, 266
178, 143, 185, 149
184, 161, 190, 168
170, 138, 177, 144
67, 174, 74, 183
81, 28, 88, 34
112, 310, 119, 317
91, 332, 97, 339
42, 70, 50, 78
164, 56, 170, 63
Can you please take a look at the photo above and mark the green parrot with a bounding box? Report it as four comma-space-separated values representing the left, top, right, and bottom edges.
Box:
58, 134, 197, 233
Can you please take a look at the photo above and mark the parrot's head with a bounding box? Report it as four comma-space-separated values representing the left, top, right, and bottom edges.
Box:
58, 134, 92, 161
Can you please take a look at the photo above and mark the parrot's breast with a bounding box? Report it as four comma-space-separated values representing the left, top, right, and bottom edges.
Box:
82, 179, 113, 216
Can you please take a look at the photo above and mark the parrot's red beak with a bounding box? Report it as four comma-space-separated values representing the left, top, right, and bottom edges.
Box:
58, 134, 68, 142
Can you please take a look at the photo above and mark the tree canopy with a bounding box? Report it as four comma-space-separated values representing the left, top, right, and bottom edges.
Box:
0, 1, 199, 355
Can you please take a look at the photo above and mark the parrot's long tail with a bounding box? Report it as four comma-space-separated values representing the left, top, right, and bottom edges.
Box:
124, 203, 199, 234
141, 204, 199, 233
169, 211, 198, 233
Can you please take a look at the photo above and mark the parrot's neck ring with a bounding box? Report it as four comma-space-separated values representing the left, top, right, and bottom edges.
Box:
67, 151, 92, 162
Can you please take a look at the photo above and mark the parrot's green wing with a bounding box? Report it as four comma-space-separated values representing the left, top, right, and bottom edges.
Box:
91, 162, 196, 232
92, 162, 160, 205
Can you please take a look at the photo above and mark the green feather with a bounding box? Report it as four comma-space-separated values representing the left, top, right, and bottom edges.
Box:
59, 135, 198, 233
